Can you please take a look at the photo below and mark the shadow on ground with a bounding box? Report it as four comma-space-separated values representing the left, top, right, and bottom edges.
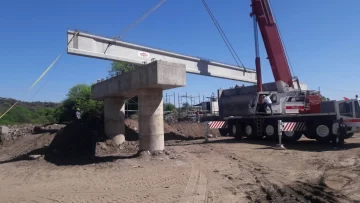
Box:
0, 146, 138, 166
201, 136, 360, 152
125, 125, 204, 142
32, 126, 59, 135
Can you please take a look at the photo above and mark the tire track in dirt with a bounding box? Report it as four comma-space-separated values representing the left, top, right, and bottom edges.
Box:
193, 172, 208, 203
179, 161, 208, 203
178, 152, 210, 203
202, 143, 354, 203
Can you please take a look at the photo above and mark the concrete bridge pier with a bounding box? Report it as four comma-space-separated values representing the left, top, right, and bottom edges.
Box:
138, 88, 164, 152
104, 97, 125, 139
91, 61, 186, 153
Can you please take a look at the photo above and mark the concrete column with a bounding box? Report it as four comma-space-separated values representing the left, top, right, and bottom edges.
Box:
104, 97, 125, 139
138, 88, 164, 152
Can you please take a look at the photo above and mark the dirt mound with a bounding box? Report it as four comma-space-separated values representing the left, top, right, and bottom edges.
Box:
0, 124, 65, 144
124, 119, 220, 140
47, 120, 96, 159
168, 122, 220, 138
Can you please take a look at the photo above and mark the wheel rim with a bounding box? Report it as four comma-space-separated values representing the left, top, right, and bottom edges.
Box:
232, 125, 237, 135
245, 125, 252, 136
284, 131, 294, 137
316, 125, 329, 137
265, 125, 274, 136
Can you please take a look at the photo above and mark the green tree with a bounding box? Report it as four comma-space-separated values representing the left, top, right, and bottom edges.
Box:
109, 61, 140, 116
108, 61, 136, 76
164, 103, 176, 112
54, 84, 103, 124
321, 96, 327, 101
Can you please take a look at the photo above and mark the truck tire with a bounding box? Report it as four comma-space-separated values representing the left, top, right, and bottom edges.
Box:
244, 123, 257, 138
264, 122, 277, 139
313, 122, 332, 142
229, 122, 243, 140
282, 131, 302, 142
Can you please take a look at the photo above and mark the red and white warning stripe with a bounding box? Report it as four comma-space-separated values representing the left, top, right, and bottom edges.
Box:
208, 121, 227, 129
282, 122, 306, 131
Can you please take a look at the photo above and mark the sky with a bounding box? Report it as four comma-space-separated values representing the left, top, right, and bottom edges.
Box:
0, 0, 359, 103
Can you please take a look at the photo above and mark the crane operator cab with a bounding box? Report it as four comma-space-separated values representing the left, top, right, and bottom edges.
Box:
335, 99, 360, 134
248, 92, 278, 115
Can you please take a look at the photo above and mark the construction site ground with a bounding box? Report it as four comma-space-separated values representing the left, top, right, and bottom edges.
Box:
0, 120, 360, 203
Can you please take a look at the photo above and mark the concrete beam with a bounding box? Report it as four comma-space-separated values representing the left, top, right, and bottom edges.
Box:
67, 30, 257, 83
91, 60, 186, 100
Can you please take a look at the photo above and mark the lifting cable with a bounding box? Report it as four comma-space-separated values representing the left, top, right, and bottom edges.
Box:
0, 53, 63, 120
201, 0, 247, 71
0, 33, 78, 120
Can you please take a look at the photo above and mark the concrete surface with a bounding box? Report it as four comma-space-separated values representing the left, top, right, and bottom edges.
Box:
104, 98, 125, 139
91, 60, 186, 100
138, 88, 164, 152
0, 126, 9, 135
67, 30, 257, 83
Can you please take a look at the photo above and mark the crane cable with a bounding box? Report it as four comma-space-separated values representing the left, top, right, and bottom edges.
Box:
0, 53, 63, 120
201, 0, 247, 72
0, 33, 79, 120
114, 0, 167, 39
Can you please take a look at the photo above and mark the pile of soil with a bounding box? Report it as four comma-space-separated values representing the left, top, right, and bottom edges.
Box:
0, 124, 64, 145
125, 119, 221, 140
168, 122, 221, 138
47, 120, 97, 158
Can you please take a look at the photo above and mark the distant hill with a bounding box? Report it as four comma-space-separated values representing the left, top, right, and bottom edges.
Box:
0, 97, 60, 125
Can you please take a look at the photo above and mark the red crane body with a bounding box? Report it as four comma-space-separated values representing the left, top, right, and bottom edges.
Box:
250, 0, 294, 91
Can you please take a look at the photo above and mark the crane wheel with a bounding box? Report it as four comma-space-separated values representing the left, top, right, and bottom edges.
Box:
229, 122, 243, 140
282, 131, 302, 142
244, 123, 257, 139
313, 122, 332, 142
264, 123, 277, 140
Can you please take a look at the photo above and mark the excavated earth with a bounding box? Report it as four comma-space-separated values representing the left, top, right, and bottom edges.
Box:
0, 120, 359, 203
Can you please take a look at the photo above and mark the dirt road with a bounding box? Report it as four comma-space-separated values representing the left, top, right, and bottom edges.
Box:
0, 131, 359, 202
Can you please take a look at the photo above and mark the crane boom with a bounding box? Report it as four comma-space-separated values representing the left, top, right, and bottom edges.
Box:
251, 0, 294, 91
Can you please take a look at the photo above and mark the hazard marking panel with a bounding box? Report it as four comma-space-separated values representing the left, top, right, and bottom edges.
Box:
282, 122, 306, 131
208, 121, 227, 129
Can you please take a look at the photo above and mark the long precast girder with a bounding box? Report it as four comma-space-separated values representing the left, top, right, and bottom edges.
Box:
67, 30, 257, 83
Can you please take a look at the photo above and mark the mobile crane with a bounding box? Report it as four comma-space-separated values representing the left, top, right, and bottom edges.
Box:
218, 0, 360, 142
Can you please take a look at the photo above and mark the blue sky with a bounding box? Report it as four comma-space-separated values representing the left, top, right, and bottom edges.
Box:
0, 0, 359, 103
